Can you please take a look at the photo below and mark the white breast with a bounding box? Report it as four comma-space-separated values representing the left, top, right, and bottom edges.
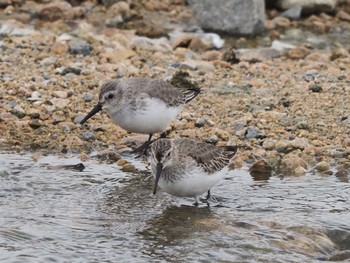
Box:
158, 166, 228, 198
108, 97, 183, 134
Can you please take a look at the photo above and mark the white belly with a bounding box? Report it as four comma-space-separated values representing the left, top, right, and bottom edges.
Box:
158, 167, 228, 198
109, 98, 182, 134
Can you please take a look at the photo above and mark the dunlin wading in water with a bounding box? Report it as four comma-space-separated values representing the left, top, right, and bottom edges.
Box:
149, 138, 237, 206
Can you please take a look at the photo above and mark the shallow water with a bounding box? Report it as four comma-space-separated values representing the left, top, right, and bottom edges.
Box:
0, 152, 349, 263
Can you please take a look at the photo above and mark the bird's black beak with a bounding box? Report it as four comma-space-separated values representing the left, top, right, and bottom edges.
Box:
80, 103, 102, 125
153, 163, 163, 195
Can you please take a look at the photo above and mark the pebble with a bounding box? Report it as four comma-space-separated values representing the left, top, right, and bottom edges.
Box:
203, 134, 219, 144
50, 98, 70, 108
52, 113, 66, 123
280, 155, 307, 176
315, 161, 330, 172
82, 93, 94, 102
73, 115, 85, 124
245, 127, 266, 139
82, 131, 96, 141
95, 149, 121, 163
131, 36, 172, 53
179, 60, 197, 70
309, 84, 323, 93
281, 6, 302, 20
53, 91, 68, 99
262, 139, 276, 150
11, 105, 26, 119
289, 138, 309, 150
116, 159, 128, 166
121, 164, 136, 173
195, 117, 206, 128
249, 159, 273, 174
68, 38, 93, 56
40, 57, 58, 67
28, 120, 42, 129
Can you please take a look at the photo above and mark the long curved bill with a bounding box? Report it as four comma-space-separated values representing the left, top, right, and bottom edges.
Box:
153, 163, 163, 195
80, 103, 102, 125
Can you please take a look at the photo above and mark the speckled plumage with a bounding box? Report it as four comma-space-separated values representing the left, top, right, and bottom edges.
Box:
99, 78, 200, 108
81, 77, 200, 136
149, 138, 237, 205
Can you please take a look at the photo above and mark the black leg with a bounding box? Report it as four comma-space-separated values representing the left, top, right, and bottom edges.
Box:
147, 134, 153, 143
132, 134, 153, 156
194, 201, 199, 207
206, 190, 211, 200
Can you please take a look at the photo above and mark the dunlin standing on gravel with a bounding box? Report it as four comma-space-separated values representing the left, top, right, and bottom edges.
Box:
80, 77, 200, 153
149, 138, 237, 206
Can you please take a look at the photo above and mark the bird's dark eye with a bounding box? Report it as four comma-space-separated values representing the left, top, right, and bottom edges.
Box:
166, 152, 171, 157
107, 93, 114, 100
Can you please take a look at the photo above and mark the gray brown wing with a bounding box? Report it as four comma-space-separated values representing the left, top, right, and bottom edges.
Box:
144, 79, 200, 107
175, 139, 237, 173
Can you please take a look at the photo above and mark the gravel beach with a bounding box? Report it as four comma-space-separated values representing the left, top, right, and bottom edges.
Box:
1, 0, 350, 176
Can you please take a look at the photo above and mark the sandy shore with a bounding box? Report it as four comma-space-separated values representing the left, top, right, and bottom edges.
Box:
1, 1, 350, 177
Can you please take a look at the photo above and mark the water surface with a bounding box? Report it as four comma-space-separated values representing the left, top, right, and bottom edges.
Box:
0, 152, 349, 262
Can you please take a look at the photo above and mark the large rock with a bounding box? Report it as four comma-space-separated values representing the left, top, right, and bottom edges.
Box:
188, 0, 265, 36
275, 0, 336, 15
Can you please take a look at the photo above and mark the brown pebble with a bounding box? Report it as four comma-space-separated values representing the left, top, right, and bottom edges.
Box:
121, 164, 136, 173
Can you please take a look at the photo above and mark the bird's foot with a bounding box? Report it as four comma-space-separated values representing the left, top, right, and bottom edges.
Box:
132, 141, 152, 157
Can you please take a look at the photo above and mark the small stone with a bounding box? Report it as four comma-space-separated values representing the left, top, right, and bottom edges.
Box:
131, 36, 172, 53
262, 139, 276, 150
336, 10, 350, 22
249, 160, 273, 174
195, 118, 206, 128
287, 47, 311, 59
289, 138, 309, 150
179, 60, 197, 70
280, 155, 307, 176
82, 131, 96, 141
121, 164, 136, 173
82, 93, 94, 102
59, 66, 81, 76
0, 112, 18, 122
309, 84, 323, 93
330, 48, 349, 60
40, 57, 57, 67
10, 105, 26, 119
29, 112, 40, 119
53, 91, 68, 99
294, 166, 307, 176
315, 161, 330, 172
51, 41, 69, 54
117, 159, 128, 166
297, 120, 309, 129
213, 128, 230, 140
281, 6, 302, 20
329, 150, 347, 159
28, 120, 42, 129
206, 119, 215, 127
100, 50, 136, 63
38, 1, 73, 22
73, 115, 85, 124
245, 127, 266, 139
50, 98, 70, 108
334, 170, 349, 183
68, 38, 92, 56
52, 113, 66, 123
203, 134, 219, 144
95, 150, 121, 163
